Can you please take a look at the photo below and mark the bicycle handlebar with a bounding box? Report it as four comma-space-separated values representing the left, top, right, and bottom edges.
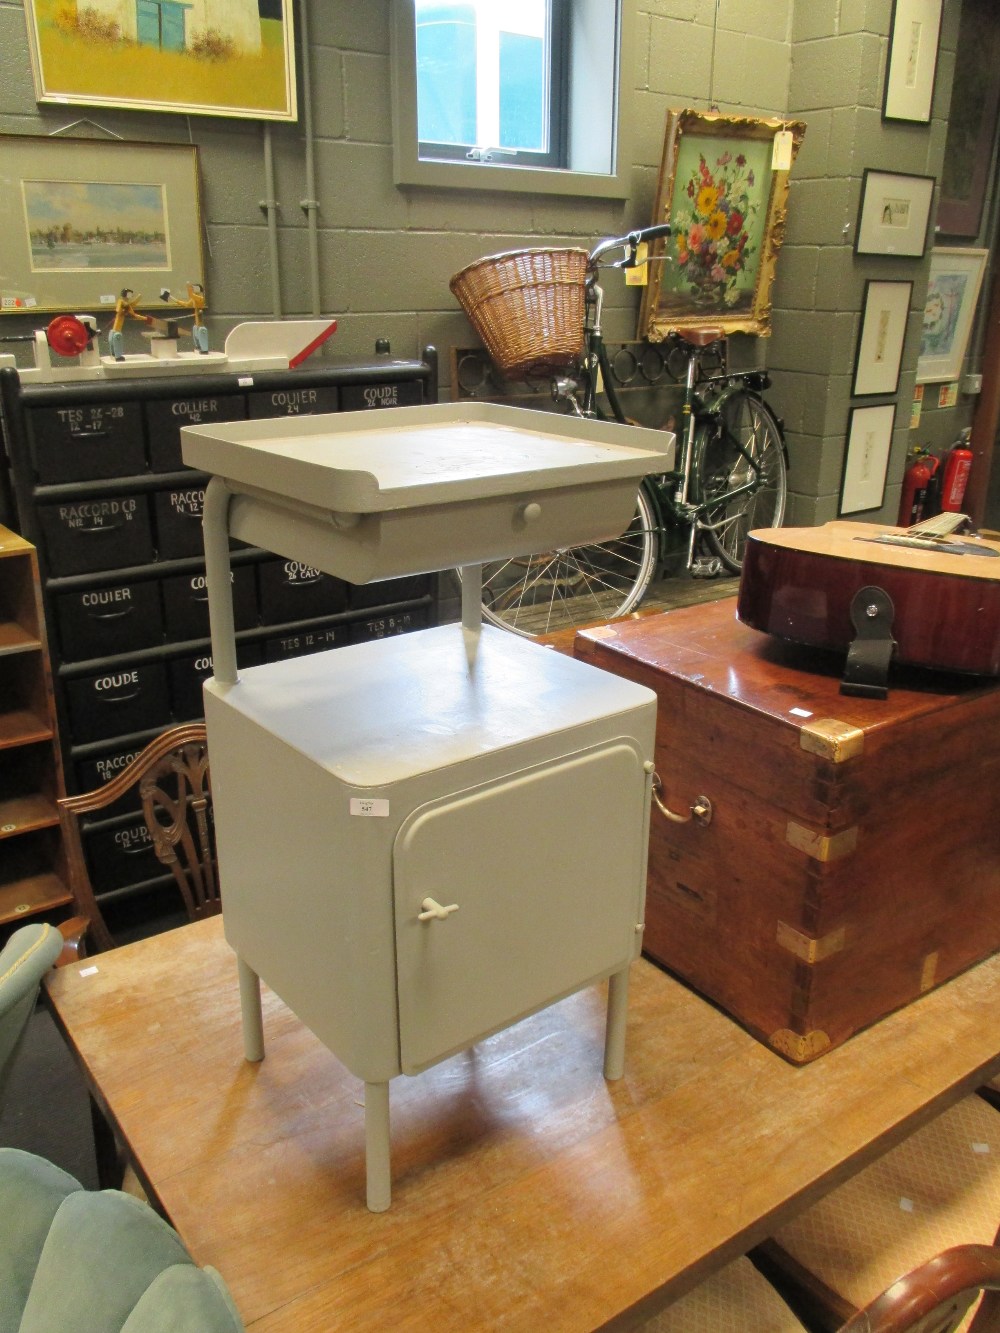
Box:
590, 223, 673, 271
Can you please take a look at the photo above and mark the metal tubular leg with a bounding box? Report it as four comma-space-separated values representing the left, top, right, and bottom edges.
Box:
460, 563, 483, 667
365, 1081, 392, 1212
202, 478, 238, 685
237, 954, 265, 1062
603, 965, 630, 1080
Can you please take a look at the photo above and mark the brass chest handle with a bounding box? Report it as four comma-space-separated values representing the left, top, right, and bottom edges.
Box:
651, 772, 713, 826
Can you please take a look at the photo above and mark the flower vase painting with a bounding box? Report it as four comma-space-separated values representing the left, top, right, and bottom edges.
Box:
640, 111, 805, 339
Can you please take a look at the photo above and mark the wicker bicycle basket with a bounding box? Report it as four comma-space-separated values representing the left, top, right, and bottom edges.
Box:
449, 246, 589, 380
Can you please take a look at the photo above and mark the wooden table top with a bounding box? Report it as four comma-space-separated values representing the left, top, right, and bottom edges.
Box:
45, 917, 1000, 1331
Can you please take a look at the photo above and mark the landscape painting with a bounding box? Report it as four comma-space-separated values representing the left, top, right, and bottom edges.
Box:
24, 181, 169, 272
23, 0, 297, 121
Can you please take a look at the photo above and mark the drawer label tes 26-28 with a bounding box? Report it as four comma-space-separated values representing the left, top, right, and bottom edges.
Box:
350, 798, 390, 817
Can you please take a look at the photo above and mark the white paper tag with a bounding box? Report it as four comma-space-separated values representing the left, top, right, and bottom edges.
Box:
79, 965, 99, 977
789, 707, 812, 718
973, 1142, 991, 1154
237, 375, 254, 386
99, 294, 117, 304
772, 130, 793, 171
350, 797, 390, 817
899, 1197, 914, 1213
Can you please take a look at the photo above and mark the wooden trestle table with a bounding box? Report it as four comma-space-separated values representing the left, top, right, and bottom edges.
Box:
44, 915, 1000, 1331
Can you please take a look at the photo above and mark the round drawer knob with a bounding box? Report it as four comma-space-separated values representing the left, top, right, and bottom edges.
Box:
518, 502, 542, 523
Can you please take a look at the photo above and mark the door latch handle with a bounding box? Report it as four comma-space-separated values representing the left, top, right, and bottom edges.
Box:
418, 897, 460, 922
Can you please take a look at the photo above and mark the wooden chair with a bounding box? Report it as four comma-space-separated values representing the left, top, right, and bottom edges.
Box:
641, 1246, 1000, 1331
58, 723, 216, 952
748, 1093, 1000, 1333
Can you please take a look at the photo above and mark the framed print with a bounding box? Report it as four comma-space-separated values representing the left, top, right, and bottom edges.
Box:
841, 404, 896, 516
638, 108, 806, 339
23, 0, 297, 122
883, 0, 943, 123
0, 136, 204, 315
938, 0, 1000, 237
852, 279, 912, 397
855, 169, 934, 257
916, 246, 989, 384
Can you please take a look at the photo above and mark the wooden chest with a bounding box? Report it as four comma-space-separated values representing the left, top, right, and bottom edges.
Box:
575, 597, 1000, 1063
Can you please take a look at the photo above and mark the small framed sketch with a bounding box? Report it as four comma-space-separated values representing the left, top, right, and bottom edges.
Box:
916, 247, 989, 383
841, 404, 896, 515
853, 279, 913, 396
883, 0, 943, 123
855, 170, 935, 257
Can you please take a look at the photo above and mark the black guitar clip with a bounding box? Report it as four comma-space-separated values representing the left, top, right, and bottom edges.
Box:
841, 585, 896, 699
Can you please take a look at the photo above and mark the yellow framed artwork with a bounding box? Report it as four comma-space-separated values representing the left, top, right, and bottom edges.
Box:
23, 0, 297, 122
639, 109, 805, 340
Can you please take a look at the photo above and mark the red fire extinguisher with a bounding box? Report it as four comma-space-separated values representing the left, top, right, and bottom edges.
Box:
898, 448, 932, 527
940, 429, 974, 513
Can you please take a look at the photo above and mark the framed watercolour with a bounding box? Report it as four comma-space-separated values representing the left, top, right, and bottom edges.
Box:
22, 0, 297, 122
638, 108, 806, 339
916, 247, 989, 384
0, 136, 204, 315
855, 169, 934, 257
852, 279, 912, 397
883, 0, 943, 123
841, 404, 896, 516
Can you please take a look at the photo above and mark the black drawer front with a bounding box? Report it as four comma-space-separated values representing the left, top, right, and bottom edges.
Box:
349, 574, 432, 610
247, 385, 339, 418
27, 402, 145, 484
168, 641, 262, 722
38, 496, 155, 576
263, 622, 345, 662
76, 742, 147, 818
84, 816, 160, 892
257, 558, 347, 624
351, 605, 430, 643
146, 393, 248, 472
56, 579, 164, 662
161, 564, 257, 642
66, 661, 171, 744
152, 486, 207, 560
339, 380, 425, 412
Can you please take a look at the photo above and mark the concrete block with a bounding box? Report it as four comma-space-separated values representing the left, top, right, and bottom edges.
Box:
307, 0, 389, 54
310, 48, 346, 139
632, 91, 673, 170
839, 0, 891, 36
766, 308, 853, 376
856, 32, 885, 107
814, 247, 866, 312
712, 30, 790, 114
718, 0, 791, 44
791, 109, 832, 179
343, 51, 392, 143
203, 226, 274, 317
789, 35, 867, 109
784, 177, 855, 248
791, 0, 838, 43
772, 245, 819, 309
648, 17, 715, 99
313, 142, 400, 230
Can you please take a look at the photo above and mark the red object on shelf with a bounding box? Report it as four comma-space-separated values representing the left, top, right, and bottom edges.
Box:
941, 437, 974, 512
46, 315, 92, 358
897, 451, 932, 527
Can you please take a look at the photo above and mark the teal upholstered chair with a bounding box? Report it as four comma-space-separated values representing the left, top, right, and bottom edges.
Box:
0, 923, 65, 1108
0, 1147, 244, 1332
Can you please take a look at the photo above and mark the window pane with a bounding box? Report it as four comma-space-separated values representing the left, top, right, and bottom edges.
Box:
415, 4, 477, 146
499, 30, 544, 150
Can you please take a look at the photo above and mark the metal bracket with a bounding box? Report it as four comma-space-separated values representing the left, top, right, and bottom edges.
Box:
841, 585, 896, 699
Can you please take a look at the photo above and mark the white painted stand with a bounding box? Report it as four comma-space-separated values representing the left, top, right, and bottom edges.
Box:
188, 404, 669, 1210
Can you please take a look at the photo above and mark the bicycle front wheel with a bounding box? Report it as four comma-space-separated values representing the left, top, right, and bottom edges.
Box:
476, 485, 658, 637
693, 389, 787, 574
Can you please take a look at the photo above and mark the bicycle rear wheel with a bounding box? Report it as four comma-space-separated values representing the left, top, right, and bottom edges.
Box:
693, 388, 787, 574
476, 485, 658, 637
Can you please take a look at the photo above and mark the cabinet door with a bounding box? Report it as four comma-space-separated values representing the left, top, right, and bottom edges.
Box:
393, 742, 646, 1075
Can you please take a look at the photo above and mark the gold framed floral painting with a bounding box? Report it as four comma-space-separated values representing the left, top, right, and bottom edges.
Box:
639, 110, 805, 339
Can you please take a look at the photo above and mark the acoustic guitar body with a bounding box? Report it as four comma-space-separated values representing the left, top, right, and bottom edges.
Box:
737, 520, 1000, 676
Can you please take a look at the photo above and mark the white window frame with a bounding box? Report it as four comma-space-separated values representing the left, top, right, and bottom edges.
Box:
389, 0, 633, 199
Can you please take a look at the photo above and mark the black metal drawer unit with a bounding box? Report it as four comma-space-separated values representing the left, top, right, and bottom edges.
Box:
0, 351, 439, 929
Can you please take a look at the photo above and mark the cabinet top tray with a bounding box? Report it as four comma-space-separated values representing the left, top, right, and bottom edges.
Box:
181, 402, 674, 514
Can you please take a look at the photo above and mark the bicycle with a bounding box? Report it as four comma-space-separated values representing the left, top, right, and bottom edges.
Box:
449, 226, 788, 636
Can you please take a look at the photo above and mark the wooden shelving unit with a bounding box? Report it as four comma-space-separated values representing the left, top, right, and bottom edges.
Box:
0, 525, 71, 931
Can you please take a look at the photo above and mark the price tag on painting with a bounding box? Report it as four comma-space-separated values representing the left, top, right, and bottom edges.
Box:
772, 131, 793, 171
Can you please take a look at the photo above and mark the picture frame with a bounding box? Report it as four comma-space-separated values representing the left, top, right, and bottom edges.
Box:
638, 108, 806, 339
0, 136, 204, 316
883, 0, 943, 124
937, 0, 1000, 237
852, 279, 913, 397
916, 246, 989, 384
22, 0, 297, 122
854, 169, 935, 257
840, 404, 896, 516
